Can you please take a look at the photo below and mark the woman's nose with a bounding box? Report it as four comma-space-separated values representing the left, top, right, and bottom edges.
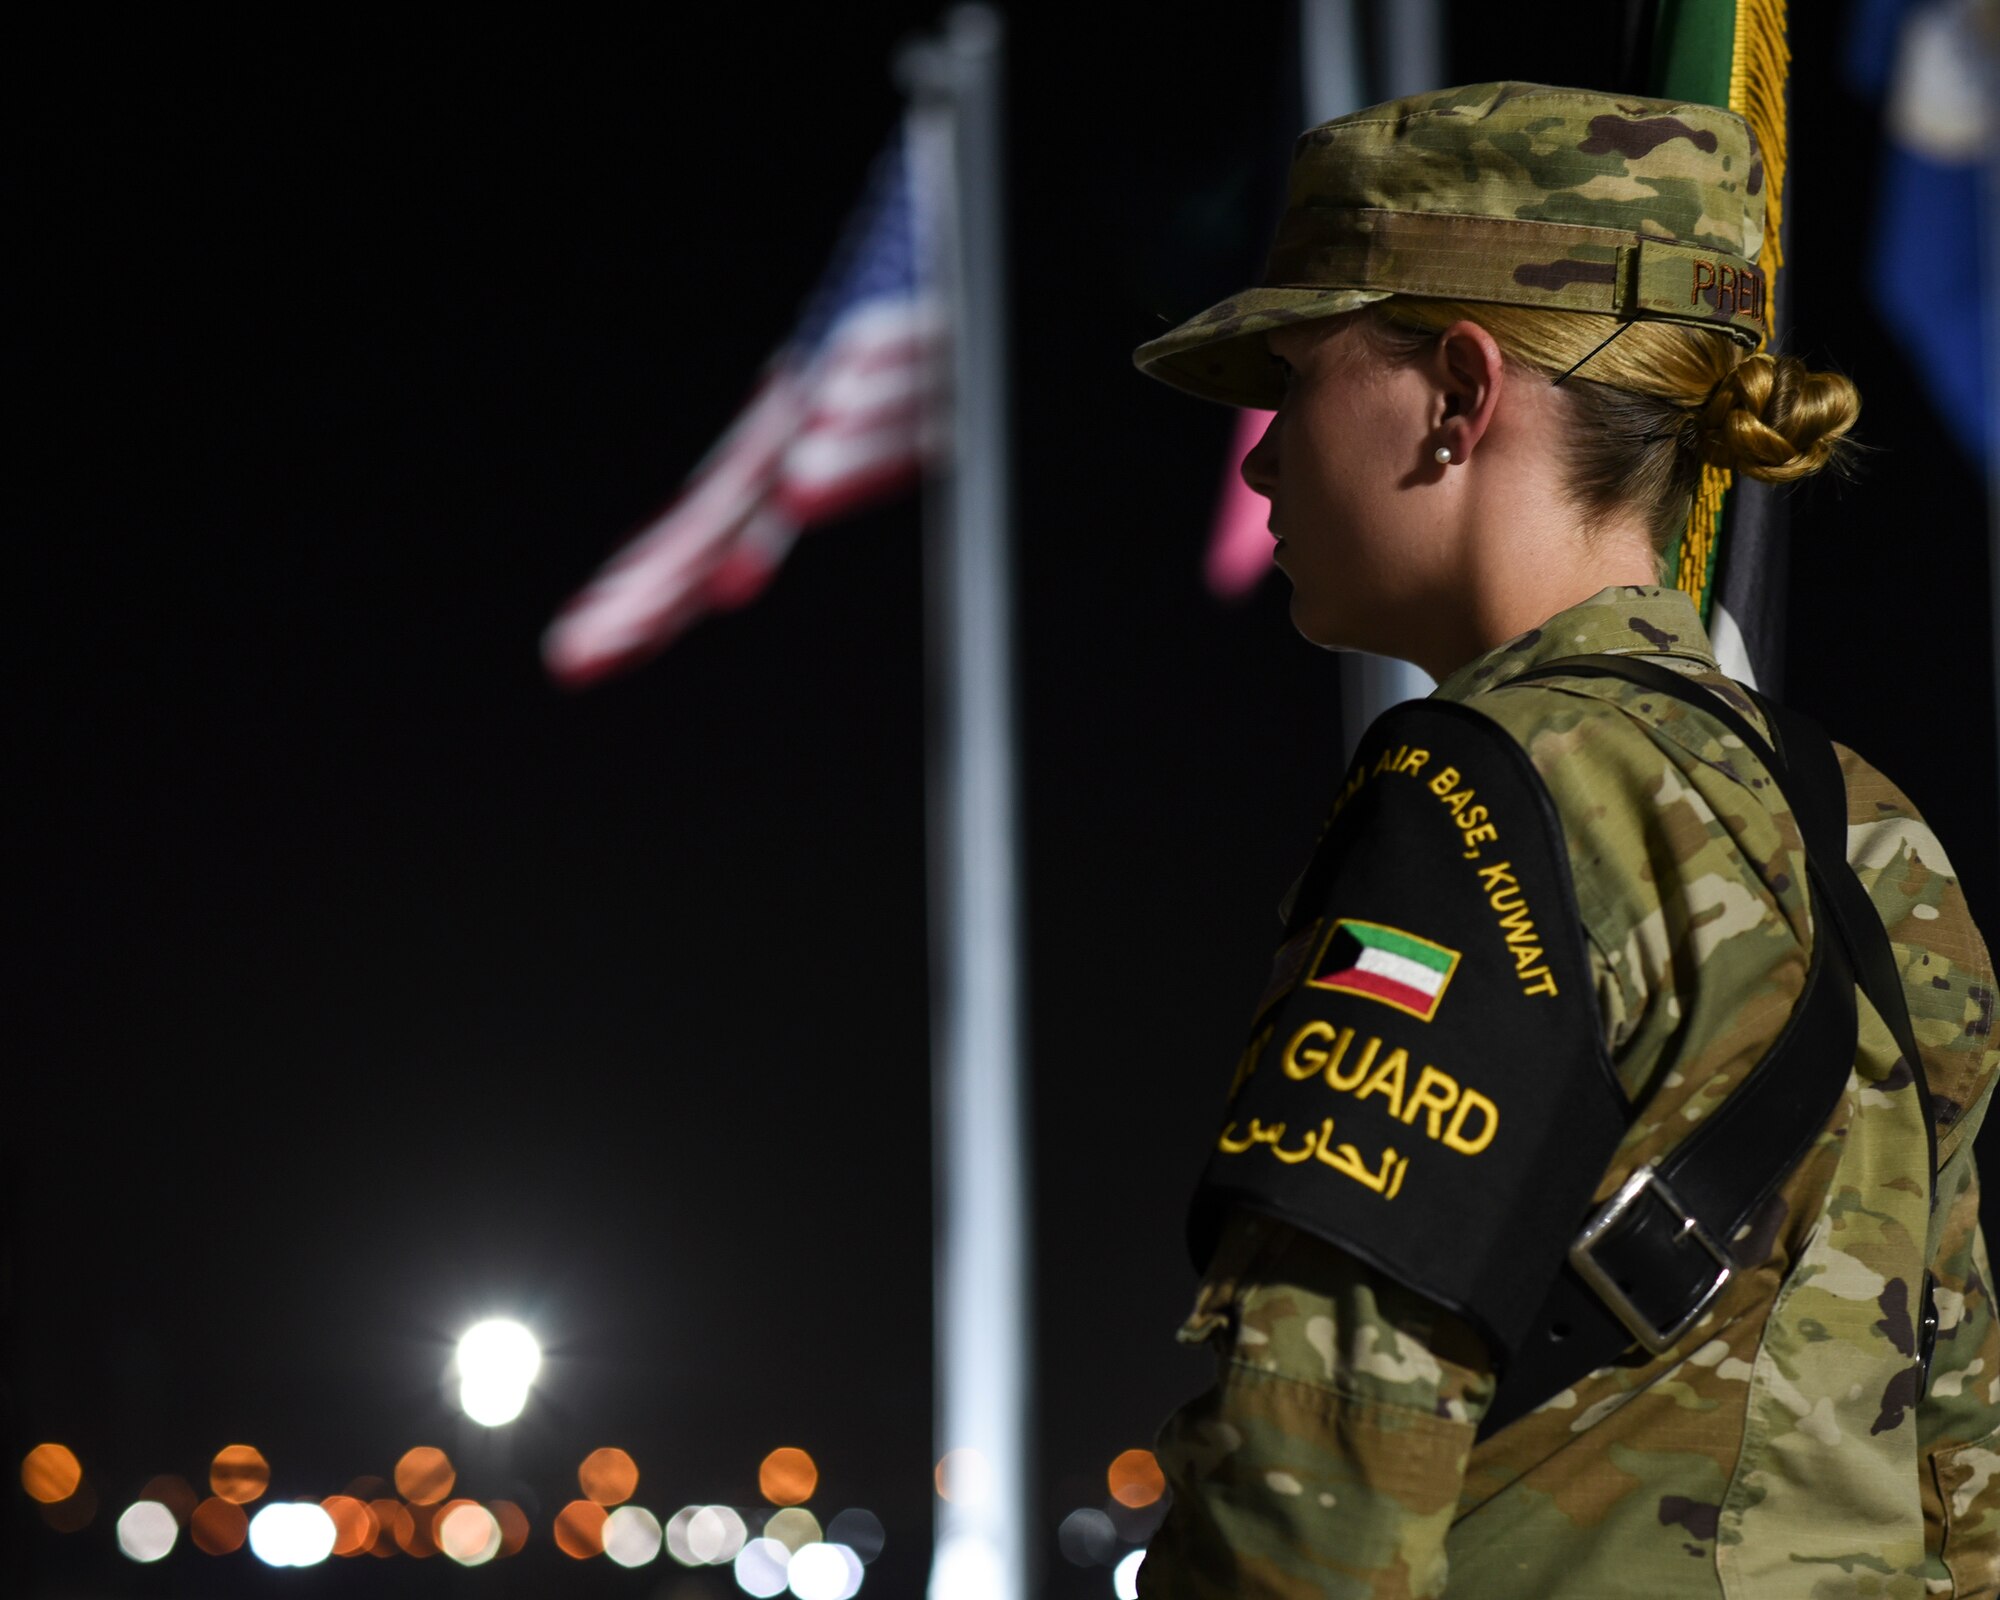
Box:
1239, 412, 1279, 498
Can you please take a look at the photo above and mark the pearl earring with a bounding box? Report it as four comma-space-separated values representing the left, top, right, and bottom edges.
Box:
1433, 445, 1454, 465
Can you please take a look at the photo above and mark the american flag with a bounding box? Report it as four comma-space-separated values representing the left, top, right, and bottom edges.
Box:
542, 129, 947, 685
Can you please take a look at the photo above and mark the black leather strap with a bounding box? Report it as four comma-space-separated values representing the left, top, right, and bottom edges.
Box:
1477, 654, 1932, 1435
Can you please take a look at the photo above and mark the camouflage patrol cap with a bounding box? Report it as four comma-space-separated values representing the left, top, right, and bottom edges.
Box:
1135, 81, 1770, 408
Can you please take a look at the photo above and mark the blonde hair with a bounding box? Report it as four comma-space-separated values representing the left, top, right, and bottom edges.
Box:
1364, 300, 1862, 550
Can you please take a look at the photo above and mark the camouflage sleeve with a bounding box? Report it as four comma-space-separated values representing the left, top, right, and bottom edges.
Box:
1141, 1209, 1495, 1600
1842, 747, 2000, 1584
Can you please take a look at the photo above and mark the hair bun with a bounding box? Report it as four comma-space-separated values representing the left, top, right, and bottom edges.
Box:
1696, 351, 1860, 483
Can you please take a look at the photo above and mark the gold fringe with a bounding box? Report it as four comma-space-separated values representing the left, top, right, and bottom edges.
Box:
1730, 0, 1790, 313
1679, 0, 1788, 613
1678, 463, 1733, 594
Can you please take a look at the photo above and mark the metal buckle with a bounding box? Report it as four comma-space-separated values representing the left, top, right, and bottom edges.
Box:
1569, 1165, 1734, 1355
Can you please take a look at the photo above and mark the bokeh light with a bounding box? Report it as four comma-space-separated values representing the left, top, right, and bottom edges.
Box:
439, 1501, 502, 1566
394, 1447, 455, 1505
248, 1502, 337, 1568
38, 1479, 97, 1532
367, 1498, 409, 1557
1107, 1449, 1165, 1509
555, 1498, 608, 1559
493, 1499, 530, 1557
191, 1496, 249, 1554
825, 1507, 885, 1564
933, 1448, 993, 1506
1113, 1548, 1147, 1599
788, 1541, 865, 1600
21, 1444, 82, 1503
210, 1445, 270, 1505
1059, 1507, 1119, 1567
580, 1446, 639, 1506
605, 1504, 664, 1567
760, 1446, 819, 1506
393, 1501, 438, 1559
320, 1495, 375, 1556
766, 1507, 823, 1553
117, 1500, 179, 1563
734, 1534, 793, 1598
456, 1318, 540, 1426
140, 1474, 198, 1525
681, 1504, 749, 1564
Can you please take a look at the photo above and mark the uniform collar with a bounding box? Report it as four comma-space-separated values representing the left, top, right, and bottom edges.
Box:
1431, 586, 1718, 703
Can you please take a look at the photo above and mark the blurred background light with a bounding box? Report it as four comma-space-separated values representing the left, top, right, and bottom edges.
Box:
139, 1474, 198, 1526
492, 1498, 530, 1557
367, 1497, 408, 1558
666, 1505, 701, 1565
787, 1540, 864, 1600
1113, 1548, 1147, 1599
1106, 1490, 1170, 1546
116, 1499, 178, 1563
1107, 1448, 1164, 1509
439, 1501, 501, 1566
248, 1501, 336, 1568
734, 1534, 793, 1598
1058, 1506, 1119, 1567
933, 1447, 992, 1506
824, 1507, 884, 1564
394, 1446, 455, 1505
191, 1496, 248, 1554
320, 1494, 374, 1556
21, 1443, 82, 1503
555, 1497, 608, 1559
393, 1500, 438, 1559
604, 1503, 664, 1567
37, 1479, 97, 1532
209, 1444, 269, 1505
759, 1446, 819, 1506
685, 1504, 749, 1564
765, 1506, 823, 1554
579, 1445, 639, 1506
456, 1318, 540, 1426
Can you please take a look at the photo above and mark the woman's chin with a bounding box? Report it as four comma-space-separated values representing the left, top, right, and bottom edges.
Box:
1286, 595, 1352, 653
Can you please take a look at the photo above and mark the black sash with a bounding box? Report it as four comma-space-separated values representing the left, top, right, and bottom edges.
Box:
1479, 655, 1935, 1435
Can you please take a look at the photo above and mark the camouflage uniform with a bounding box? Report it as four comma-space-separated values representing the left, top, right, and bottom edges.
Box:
1138, 587, 2000, 1599
1134, 83, 1774, 410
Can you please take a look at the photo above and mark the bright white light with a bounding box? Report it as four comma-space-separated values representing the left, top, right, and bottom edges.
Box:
789, 1541, 864, 1600
1113, 1549, 1146, 1599
116, 1500, 178, 1563
605, 1505, 663, 1568
667, 1505, 702, 1565
456, 1318, 542, 1426
248, 1502, 337, 1568
689, 1504, 749, 1564
439, 1503, 501, 1566
735, 1534, 793, 1598
930, 1533, 1004, 1600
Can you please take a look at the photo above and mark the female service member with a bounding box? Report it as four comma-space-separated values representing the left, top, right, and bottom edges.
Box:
1131, 83, 2000, 1599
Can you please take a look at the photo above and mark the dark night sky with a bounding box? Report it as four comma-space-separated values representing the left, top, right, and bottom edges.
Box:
11, 5, 1996, 1598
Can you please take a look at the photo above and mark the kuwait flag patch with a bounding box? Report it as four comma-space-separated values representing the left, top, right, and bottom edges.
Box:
1308, 919, 1460, 1022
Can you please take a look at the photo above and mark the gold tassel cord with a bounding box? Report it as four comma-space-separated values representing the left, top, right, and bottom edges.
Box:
1730, 0, 1790, 302
1678, 0, 1788, 606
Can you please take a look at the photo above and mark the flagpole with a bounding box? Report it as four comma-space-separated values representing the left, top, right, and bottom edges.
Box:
899, 10, 1030, 1600
1987, 52, 2000, 791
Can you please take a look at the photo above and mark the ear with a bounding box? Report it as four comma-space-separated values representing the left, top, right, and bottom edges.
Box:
1428, 320, 1505, 464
